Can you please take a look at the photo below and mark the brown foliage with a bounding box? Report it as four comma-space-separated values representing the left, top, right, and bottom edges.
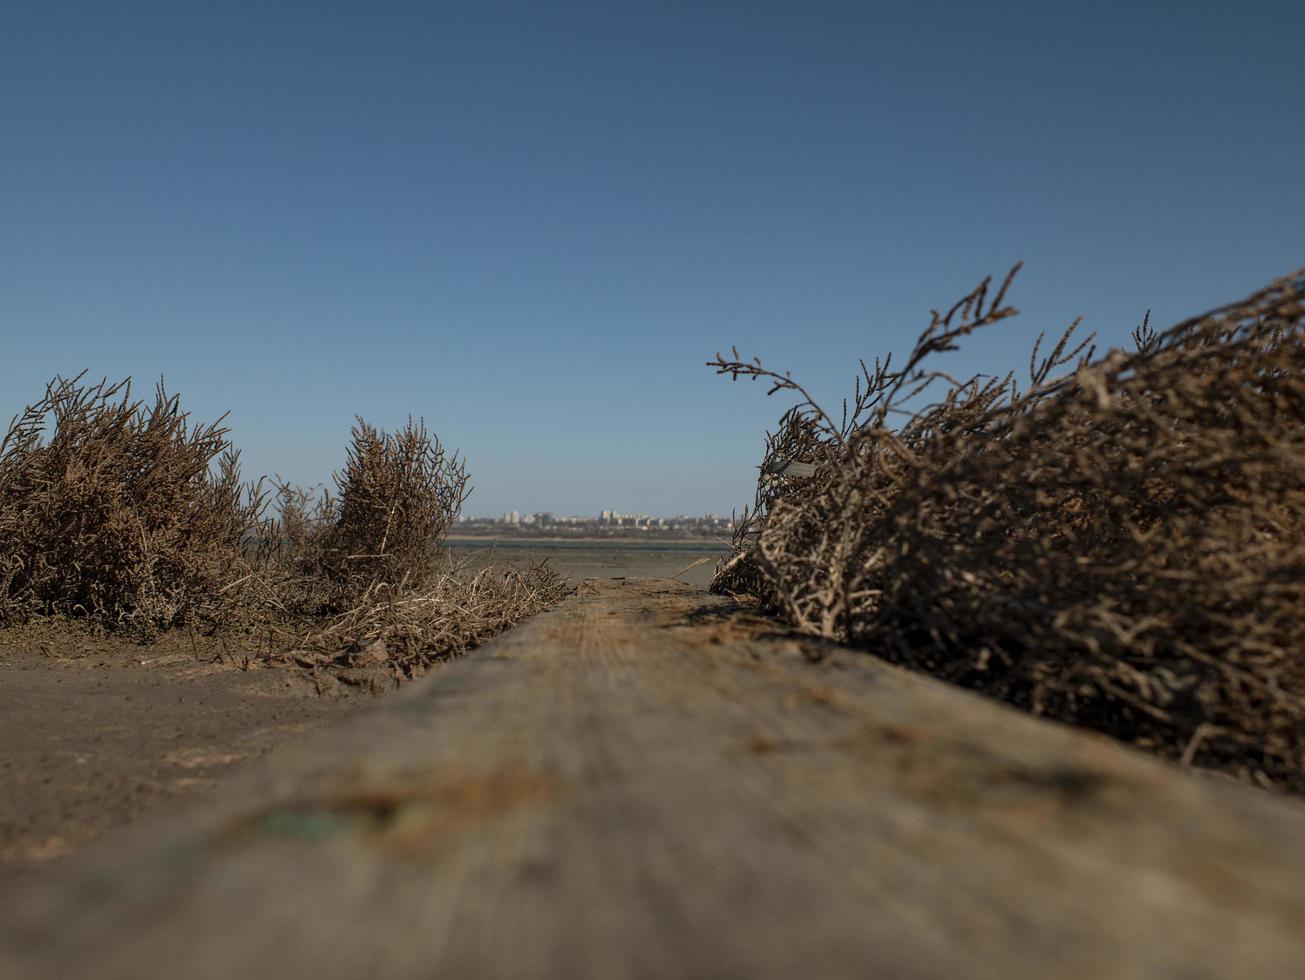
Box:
0, 380, 565, 676
330, 418, 469, 586
262, 417, 566, 681
710, 267, 1305, 793
265, 418, 471, 620
0, 374, 264, 634
283, 561, 569, 685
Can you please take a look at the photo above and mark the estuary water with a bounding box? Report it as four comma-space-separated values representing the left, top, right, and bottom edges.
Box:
447, 537, 728, 588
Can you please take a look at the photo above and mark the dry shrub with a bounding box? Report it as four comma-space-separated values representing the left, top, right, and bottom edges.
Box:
261, 417, 565, 681
711, 266, 1305, 793
263, 417, 471, 614
256, 481, 340, 620
0, 382, 566, 676
0, 374, 264, 634
330, 418, 469, 586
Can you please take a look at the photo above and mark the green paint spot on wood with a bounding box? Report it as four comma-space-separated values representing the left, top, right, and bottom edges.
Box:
260, 808, 348, 840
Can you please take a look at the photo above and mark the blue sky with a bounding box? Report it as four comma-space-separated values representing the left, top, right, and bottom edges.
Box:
3, 1, 1302, 518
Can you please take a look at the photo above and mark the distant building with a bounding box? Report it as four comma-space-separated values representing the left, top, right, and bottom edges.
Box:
459, 509, 732, 536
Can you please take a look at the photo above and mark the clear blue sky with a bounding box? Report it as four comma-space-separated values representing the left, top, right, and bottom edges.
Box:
3, 1, 1302, 518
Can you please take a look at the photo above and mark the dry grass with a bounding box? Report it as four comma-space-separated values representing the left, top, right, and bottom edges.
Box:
711, 266, 1305, 793
282, 561, 568, 686
0, 383, 565, 677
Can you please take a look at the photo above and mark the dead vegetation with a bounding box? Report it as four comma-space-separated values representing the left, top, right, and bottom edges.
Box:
0, 374, 265, 636
710, 266, 1305, 794
284, 562, 571, 687
261, 418, 566, 685
0, 378, 566, 682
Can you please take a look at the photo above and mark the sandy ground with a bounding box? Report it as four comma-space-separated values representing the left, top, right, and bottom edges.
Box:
0, 623, 368, 881
0, 542, 722, 882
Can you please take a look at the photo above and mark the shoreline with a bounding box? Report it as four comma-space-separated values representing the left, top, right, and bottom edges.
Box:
447, 534, 729, 548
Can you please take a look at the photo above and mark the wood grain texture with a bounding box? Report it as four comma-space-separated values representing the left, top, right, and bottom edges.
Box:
4, 579, 1305, 979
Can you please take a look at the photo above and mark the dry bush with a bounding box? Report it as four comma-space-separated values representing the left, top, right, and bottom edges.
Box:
0, 383, 565, 675
258, 418, 565, 680
255, 481, 340, 620
329, 418, 469, 586
711, 266, 1305, 793
262, 418, 471, 616
0, 374, 265, 634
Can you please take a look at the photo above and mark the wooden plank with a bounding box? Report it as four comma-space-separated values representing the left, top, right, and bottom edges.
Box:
3, 579, 1305, 979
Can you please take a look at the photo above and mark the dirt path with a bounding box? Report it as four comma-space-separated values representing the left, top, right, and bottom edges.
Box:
0, 626, 366, 880
4, 580, 1305, 979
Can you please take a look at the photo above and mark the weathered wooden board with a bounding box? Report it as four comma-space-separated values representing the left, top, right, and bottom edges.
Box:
4, 579, 1305, 979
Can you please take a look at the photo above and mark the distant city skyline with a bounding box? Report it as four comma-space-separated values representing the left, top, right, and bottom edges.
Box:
462, 510, 731, 526
3, 1, 1302, 517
